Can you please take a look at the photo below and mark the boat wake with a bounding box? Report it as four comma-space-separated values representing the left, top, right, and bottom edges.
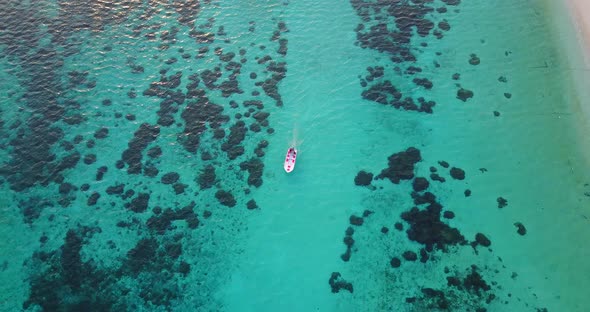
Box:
289, 127, 304, 151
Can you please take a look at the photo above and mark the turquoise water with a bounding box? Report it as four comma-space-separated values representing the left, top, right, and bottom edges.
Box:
1, 0, 589, 311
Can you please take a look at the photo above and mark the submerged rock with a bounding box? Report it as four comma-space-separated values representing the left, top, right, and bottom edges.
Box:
412, 177, 429, 192
497, 197, 508, 208
328, 272, 353, 293
94, 127, 109, 139
147, 146, 162, 158
401, 203, 466, 251
474, 233, 491, 247
246, 199, 258, 210
390, 257, 401, 268
514, 222, 527, 235
87, 192, 100, 206
354, 170, 373, 186
469, 53, 480, 65
215, 190, 236, 207
349, 215, 364, 226
457, 88, 474, 102
376, 147, 422, 184
402, 250, 418, 261
161, 172, 180, 185
442, 211, 455, 219
449, 167, 465, 180
129, 193, 150, 213
121, 123, 160, 174
430, 173, 446, 183
198, 165, 216, 189
239, 158, 264, 187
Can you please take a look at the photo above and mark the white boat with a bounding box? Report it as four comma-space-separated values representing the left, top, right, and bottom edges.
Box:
284, 147, 297, 173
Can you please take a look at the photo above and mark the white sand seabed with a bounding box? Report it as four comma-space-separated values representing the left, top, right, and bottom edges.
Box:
556, 0, 590, 166
544, 0, 590, 170
565, 0, 590, 65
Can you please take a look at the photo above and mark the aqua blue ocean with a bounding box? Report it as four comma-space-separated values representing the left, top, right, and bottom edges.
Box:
1, 0, 589, 311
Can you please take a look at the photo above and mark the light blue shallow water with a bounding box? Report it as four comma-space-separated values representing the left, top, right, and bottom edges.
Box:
1, 0, 589, 311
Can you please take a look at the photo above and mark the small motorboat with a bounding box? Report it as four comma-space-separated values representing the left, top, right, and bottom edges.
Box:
284, 147, 297, 173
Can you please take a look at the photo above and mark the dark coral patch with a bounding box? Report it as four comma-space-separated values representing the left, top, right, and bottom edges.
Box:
179, 96, 229, 153
449, 167, 465, 180
343, 235, 354, 248
173, 183, 187, 194
225, 145, 245, 160
96, 166, 107, 181
354, 170, 373, 186
146, 202, 199, 234
462, 266, 491, 294
328, 272, 353, 294
246, 199, 258, 210
83, 154, 97, 165
59, 182, 75, 195
125, 238, 159, 274
474, 233, 491, 247
412, 177, 429, 192
239, 158, 264, 187
341, 226, 355, 262
401, 201, 466, 250
94, 127, 109, 139
438, 20, 450, 31
161, 172, 180, 184
514, 222, 526, 235
417, 171, 440, 186
497, 197, 508, 208
198, 165, 216, 189
418, 288, 451, 310
376, 147, 421, 184
24, 226, 106, 311
413, 77, 433, 90
362, 81, 401, 104
106, 184, 125, 195
121, 123, 160, 174
402, 250, 418, 261
221, 120, 247, 158
144, 165, 159, 178
128, 193, 150, 213
352, 1, 435, 62
442, 211, 455, 219
213, 128, 226, 139
178, 261, 190, 276
215, 190, 236, 207
349, 215, 364, 226
147, 146, 162, 158
457, 88, 474, 102
87, 192, 100, 206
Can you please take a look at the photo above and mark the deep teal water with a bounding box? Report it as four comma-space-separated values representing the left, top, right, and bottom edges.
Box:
1, 0, 590, 311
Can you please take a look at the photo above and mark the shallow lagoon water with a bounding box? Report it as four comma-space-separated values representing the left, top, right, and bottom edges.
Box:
1, 0, 589, 311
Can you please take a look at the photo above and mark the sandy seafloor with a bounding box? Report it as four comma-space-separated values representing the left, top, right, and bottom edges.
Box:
1, 0, 590, 311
